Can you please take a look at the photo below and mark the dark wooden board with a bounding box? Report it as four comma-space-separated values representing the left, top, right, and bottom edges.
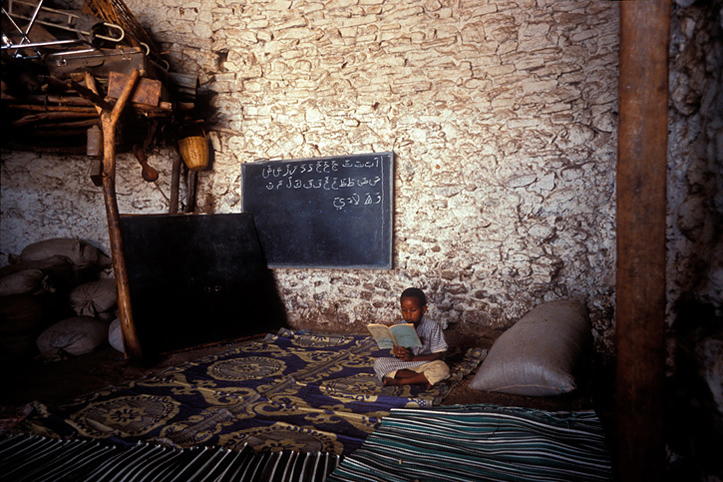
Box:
120, 213, 286, 354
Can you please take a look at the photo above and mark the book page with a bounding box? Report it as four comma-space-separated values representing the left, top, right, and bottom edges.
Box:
389, 323, 422, 348
367, 323, 395, 349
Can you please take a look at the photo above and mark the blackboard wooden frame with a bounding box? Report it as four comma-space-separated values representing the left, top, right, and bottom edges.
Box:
242, 151, 394, 269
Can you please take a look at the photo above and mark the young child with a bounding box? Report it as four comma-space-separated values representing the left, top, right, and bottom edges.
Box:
373, 287, 450, 388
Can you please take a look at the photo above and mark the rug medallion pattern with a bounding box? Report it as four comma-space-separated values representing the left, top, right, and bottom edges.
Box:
19, 329, 485, 455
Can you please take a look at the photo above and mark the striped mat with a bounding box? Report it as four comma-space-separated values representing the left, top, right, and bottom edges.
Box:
0, 433, 340, 482
326, 404, 613, 482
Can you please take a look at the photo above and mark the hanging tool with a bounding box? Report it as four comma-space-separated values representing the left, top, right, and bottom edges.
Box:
1, 1, 43, 58
5, 0, 125, 43
2, 0, 124, 59
132, 144, 159, 182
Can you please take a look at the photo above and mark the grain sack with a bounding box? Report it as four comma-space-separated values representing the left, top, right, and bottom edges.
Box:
36, 316, 108, 359
0, 269, 51, 296
108, 318, 124, 354
20, 238, 111, 271
0, 254, 73, 278
70, 279, 117, 318
469, 299, 591, 396
0, 255, 79, 292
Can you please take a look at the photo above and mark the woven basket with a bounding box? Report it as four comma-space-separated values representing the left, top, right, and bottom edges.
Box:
178, 133, 209, 171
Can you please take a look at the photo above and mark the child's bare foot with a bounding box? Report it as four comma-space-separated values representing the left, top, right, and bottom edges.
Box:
382, 377, 401, 386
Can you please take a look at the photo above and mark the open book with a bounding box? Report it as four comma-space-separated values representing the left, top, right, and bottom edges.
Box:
367, 323, 422, 349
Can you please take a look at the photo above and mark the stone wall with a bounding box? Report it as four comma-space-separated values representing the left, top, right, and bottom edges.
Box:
1, 0, 619, 355
666, 1, 723, 479
668, 0, 723, 327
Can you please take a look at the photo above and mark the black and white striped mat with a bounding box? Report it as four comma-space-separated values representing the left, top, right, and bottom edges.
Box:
0, 434, 340, 482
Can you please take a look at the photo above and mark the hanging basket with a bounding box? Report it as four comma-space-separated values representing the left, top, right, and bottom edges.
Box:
178, 131, 209, 171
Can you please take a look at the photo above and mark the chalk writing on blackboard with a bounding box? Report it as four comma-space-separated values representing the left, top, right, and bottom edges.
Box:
258, 157, 386, 211
242, 151, 394, 269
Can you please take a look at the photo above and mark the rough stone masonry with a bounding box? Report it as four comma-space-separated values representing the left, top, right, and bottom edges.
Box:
2, 0, 620, 356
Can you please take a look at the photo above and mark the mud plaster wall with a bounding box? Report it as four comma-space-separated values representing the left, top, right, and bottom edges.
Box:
2, 0, 621, 356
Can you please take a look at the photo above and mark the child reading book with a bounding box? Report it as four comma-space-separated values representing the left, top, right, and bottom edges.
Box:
372, 287, 449, 388
367, 322, 421, 349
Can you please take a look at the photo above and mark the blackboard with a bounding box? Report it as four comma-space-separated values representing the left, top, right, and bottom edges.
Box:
120, 213, 287, 355
242, 151, 394, 268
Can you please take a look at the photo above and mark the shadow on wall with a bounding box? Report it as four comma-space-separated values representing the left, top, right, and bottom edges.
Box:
667, 298, 723, 481
666, 1, 723, 480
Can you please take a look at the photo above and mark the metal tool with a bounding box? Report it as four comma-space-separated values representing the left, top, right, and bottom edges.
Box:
2, 0, 124, 59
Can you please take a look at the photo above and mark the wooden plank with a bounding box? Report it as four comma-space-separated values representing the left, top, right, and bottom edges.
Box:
615, 1, 671, 481
108, 71, 162, 107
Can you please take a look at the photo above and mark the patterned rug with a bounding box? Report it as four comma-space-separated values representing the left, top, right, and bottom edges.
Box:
15, 329, 486, 456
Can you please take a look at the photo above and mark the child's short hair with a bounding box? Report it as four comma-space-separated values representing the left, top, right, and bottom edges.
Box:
401, 287, 427, 306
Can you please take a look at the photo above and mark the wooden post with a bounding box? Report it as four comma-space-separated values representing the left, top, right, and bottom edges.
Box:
615, 1, 670, 481
170, 148, 182, 214
99, 69, 144, 361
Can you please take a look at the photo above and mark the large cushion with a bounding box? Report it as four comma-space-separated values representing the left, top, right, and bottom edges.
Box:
469, 299, 591, 396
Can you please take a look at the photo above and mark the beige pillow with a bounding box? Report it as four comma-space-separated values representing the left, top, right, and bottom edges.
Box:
470, 299, 591, 396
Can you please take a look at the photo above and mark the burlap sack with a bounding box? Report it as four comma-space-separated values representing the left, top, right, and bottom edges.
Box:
21, 238, 111, 271
0, 269, 51, 296
108, 318, 124, 354
69, 279, 118, 318
470, 299, 591, 396
36, 316, 108, 359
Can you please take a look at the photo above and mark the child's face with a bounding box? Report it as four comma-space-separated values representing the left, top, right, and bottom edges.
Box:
400, 296, 427, 326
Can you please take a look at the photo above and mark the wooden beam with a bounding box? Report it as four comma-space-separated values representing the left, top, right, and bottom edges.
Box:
615, 1, 671, 481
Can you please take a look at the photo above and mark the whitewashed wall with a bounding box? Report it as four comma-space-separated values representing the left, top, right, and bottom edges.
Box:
1, 0, 619, 354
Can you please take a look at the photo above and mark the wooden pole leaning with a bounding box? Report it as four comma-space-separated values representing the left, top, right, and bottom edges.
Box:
97, 69, 143, 361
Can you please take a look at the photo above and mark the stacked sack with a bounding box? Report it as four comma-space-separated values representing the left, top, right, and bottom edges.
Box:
0, 238, 122, 362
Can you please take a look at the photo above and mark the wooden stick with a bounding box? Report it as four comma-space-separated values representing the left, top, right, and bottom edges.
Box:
45, 95, 95, 106
46, 75, 114, 111
4, 104, 97, 113
84, 73, 104, 116
0, 94, 95, 106
32, 119, 100, 129
99, 68, 143, 362
170, 147, 182, 214
11, 111, 99, 126
34, 129, 89, 137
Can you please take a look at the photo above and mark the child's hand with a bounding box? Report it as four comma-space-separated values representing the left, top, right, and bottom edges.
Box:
393, 345, 412, 361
